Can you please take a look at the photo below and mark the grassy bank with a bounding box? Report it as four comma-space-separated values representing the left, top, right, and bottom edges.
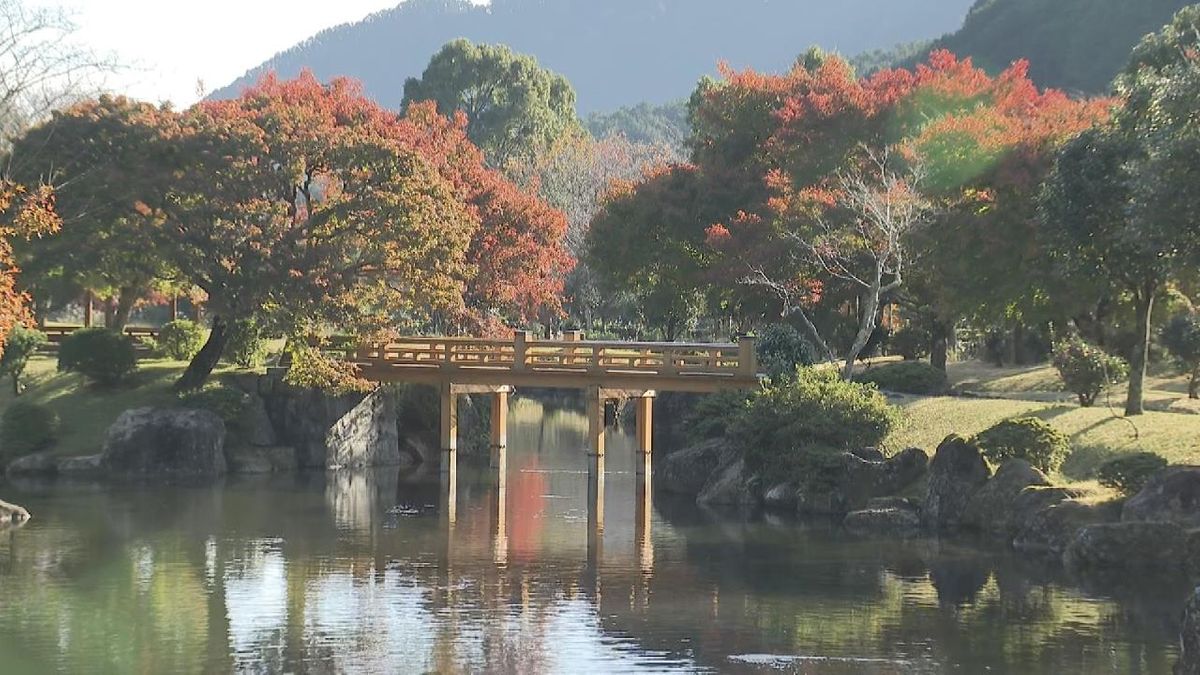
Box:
0, 355, 241, 458
886, 394, 1200, 480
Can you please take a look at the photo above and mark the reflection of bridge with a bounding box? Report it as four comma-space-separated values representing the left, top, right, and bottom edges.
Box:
329, 330, 760, 460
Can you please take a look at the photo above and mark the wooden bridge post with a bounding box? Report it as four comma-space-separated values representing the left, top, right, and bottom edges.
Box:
586, 385, 605, 457
513, 330, 532, 371
634, 392, 656, 471
440, 380, 458, 463
490, 387, 510, 449
635, 467, 653, 573
739, 335, 758, 378
587, 453, 605, 566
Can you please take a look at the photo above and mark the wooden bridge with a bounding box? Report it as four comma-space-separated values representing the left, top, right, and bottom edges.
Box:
326, 330, 760, 462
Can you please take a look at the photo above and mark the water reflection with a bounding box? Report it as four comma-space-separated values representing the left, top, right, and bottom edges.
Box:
0, 397, 1188, 674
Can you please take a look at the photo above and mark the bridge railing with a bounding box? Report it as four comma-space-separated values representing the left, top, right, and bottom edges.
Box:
318, 332, 757, 380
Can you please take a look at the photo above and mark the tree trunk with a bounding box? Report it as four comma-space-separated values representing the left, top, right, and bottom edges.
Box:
1189, 367, 1199, 400
83, 290, 94, 327
112, 288, 137, 332
784, 305, 837, 365
931, 319, 951, 372
171, 294, 179, 321
1125, 285, 1156, 416
842, 280, 884, 381
175, 315, 229, 392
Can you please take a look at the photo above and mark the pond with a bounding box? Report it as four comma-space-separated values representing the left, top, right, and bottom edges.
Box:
0, 398, 1187, 674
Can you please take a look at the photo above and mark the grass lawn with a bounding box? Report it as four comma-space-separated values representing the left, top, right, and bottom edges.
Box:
1, 355, 244, 458
886, 393, 1200, 480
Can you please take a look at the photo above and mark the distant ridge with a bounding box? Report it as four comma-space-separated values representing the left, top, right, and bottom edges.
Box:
211, 0, 975, 113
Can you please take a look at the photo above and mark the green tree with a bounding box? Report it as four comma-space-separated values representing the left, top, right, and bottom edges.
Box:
402, 39, 583, 171
7, 96, 178, 329
1161, 313, 1200, 398
1042, 6, 1200, 415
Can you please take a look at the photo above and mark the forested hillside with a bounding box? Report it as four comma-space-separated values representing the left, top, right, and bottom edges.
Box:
915, 0, 1194, 93
212, 0, 974, 113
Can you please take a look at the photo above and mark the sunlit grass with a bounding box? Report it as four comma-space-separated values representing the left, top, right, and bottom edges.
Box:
0, 355, 249, 458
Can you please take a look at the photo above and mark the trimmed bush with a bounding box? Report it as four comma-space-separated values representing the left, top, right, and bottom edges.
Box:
157, 319, 206, 361
225, 319, 268, 368
1, 400, 59, 457
732, 367, 898, 480
972, 417, 1070, 473
1097, 452, 1168, 496
857, 361, 948, 395
1052, 336, 1128, 407
683, 389, 754, 445
57, 327, 137, 386
755, 324, 814, 380
1, 325, 47, 395
890, 325, 931, 361
178, 384, 248, 426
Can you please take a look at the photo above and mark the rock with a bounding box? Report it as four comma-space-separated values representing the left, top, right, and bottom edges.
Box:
1124, 466, 1200, 528
1180, 586, 1200, 675
922, 435, 992, 530
262, 384, 408, 469
961, 459, 1051, 535
1009, 486, 1087, 537
1013, 499, 1119, 553
852, 447, 885, 462
844, 498, 921, 535
56, 454, 102, 475
698, 458, 758, 506
225, 445, 297, 474
0, 498, 30, 522
101, 408, 226, 478
656, 439, 741, 497
1063, 522, 1191, 572
763, 481, 799, 509
5, 452, 57, 476
238, 393, 278, 447
794, 448, 928, 516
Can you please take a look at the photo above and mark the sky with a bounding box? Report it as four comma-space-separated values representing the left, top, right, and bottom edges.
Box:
25, 0, 489, 107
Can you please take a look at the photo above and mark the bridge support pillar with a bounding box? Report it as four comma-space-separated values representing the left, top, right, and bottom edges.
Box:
634, 393, 655, 470
490, 388, 510, 449
440, 381, 458, 465
586, 385, 605, 457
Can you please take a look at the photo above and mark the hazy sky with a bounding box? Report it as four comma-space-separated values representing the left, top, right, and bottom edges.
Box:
25, 0, 489, 107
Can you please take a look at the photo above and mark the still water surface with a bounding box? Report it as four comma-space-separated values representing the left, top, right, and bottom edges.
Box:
0, 398, 1188, 674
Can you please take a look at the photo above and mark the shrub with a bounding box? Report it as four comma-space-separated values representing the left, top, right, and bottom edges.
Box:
157, 319, 206, 361
890, 325, 931, 361
0, 326, 46, 395
178, 384, 248, 426
731, 367, 898, 480
755, 324, 814, 380
1051, 336, 1128, 407
1097, 452, 1168, 496
972, 417, 1070, 473
57, 327, 137, 386
683, 389, 754, 445
1161, 313, 1200, 398
1, 400, 59, 457
857, 361, 948, 395
225, 319, 269, 368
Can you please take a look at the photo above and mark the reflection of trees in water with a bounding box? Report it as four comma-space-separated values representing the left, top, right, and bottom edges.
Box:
0, 469, 1188, 673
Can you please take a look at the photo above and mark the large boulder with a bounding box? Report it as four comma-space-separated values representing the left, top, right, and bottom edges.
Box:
1180, 586, 1200, 675
56, 454, 102, 476
656, 439, 741, 498
238, 393, 278, 447
922, 435, 992, 530
698, 457, 758, 506
101, 408, 226, 478
1124, 466, 1200, 528
1013, 499, 1119, 554
0, 499, 30, 522
961, 459, 1052, 535
261, 383, 406, 469
1063, 522, 1191, 572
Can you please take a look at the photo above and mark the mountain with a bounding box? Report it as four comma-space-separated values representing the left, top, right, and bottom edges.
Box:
212, 0, 976, 114
914, 0, 1195, 94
